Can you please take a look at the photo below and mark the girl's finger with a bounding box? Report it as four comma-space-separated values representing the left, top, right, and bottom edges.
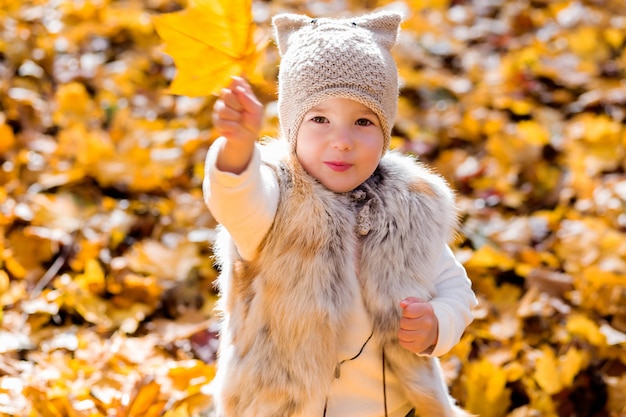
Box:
399, 297, 425, 308
213, 100, 242, 122
399, 316, 422, 331
230, 76, 253, 94
233, 84, 262, 115
220, 87, 244, 112
400, 298, 429, 319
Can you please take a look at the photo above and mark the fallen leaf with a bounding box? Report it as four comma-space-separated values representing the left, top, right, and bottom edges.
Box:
126, 377, 164, 417
153, 0, 265, 96
465, 357, 511, 417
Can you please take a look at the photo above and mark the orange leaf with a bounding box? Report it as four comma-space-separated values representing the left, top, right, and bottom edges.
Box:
153, 0, 264, 96
0, 123, 15, 153
126, 377, 163, 417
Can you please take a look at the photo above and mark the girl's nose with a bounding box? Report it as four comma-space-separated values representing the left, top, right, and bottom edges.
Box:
330, 126, 353, 150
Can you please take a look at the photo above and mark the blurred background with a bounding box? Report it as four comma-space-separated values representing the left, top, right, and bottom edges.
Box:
0, 0, 625, 415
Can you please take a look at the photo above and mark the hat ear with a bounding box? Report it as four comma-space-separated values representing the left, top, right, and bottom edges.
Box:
272, 13, 312, 56
353, 11, 402, 50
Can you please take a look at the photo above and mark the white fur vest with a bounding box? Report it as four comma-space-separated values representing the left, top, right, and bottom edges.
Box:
212, 142, 471, 417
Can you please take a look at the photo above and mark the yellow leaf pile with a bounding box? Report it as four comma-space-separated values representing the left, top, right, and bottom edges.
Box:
1, 0, 626, 415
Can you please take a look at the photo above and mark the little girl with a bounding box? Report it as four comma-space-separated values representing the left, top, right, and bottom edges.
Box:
204, 10, 477, 417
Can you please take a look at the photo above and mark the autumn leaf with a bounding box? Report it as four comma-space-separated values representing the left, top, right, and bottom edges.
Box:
533, 345, 588, 395
126, 377, 164, 417
465, 244, 516, 271
0, 122, 15, 153
152, 0, 265, 96
464, 358, 511, 417
566, 313, 607, 346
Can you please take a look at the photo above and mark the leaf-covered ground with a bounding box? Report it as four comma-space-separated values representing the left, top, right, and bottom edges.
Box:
1, 0, 626, 416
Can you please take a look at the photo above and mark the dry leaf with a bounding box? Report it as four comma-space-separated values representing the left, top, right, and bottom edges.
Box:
153, 0, 265, 96
126, 377, 164, 417
464, 358, 511, 417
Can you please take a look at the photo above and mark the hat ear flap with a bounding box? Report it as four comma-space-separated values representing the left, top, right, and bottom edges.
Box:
272, 13, 312, 56
353, 11, 402, 50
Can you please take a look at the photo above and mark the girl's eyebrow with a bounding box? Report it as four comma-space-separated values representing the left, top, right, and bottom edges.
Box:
306, 104, 329, 112
306, 105, 377, 116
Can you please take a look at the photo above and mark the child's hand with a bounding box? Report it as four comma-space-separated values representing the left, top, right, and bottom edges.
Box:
212, 76, 263, 174
398, 297, 439, 354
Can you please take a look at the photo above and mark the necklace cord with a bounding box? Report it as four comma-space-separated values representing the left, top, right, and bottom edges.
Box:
339, 329, 374, 368
324, 329, 375, 416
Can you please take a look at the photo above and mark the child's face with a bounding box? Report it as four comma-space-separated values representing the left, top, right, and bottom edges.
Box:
295, 98, 384, 193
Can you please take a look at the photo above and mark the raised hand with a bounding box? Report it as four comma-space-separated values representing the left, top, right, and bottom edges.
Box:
212, 76, 263, 174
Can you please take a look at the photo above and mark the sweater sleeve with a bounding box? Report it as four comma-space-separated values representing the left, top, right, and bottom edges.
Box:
202, 137, 279, 261
427, 245, 478, 357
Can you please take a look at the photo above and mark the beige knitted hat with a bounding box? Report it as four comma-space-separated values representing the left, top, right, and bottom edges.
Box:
272, 11, 402, 154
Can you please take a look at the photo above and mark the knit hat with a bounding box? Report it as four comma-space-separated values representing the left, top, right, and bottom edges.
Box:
272, 11, 402, 154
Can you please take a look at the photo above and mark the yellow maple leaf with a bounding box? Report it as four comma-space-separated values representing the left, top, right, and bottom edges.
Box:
75, 258, 106, 294
153, 0, 265, 96
533, 346, 562, 395
465, 357, 511, 417
533, 345, 588, 395
566, 313, 607, 346
465, 244, 516, 271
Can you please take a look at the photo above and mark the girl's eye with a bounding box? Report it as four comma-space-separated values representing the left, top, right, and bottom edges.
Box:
311, 116, 327, 123
356, 118, 373, 126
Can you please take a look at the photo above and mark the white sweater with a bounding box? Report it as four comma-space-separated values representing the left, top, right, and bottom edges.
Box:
203, 137, 477, 417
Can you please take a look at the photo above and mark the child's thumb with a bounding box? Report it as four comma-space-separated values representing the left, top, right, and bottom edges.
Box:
399, 297, 427, 308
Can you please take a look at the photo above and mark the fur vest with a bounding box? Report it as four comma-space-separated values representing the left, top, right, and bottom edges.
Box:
212, 142, 471, 417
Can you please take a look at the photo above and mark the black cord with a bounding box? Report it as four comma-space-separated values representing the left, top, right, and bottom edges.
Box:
335, 329, 374, 378
324, 329, 375, 416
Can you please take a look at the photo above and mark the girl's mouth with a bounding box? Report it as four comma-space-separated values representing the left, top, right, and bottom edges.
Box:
325, 161, 352, 172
